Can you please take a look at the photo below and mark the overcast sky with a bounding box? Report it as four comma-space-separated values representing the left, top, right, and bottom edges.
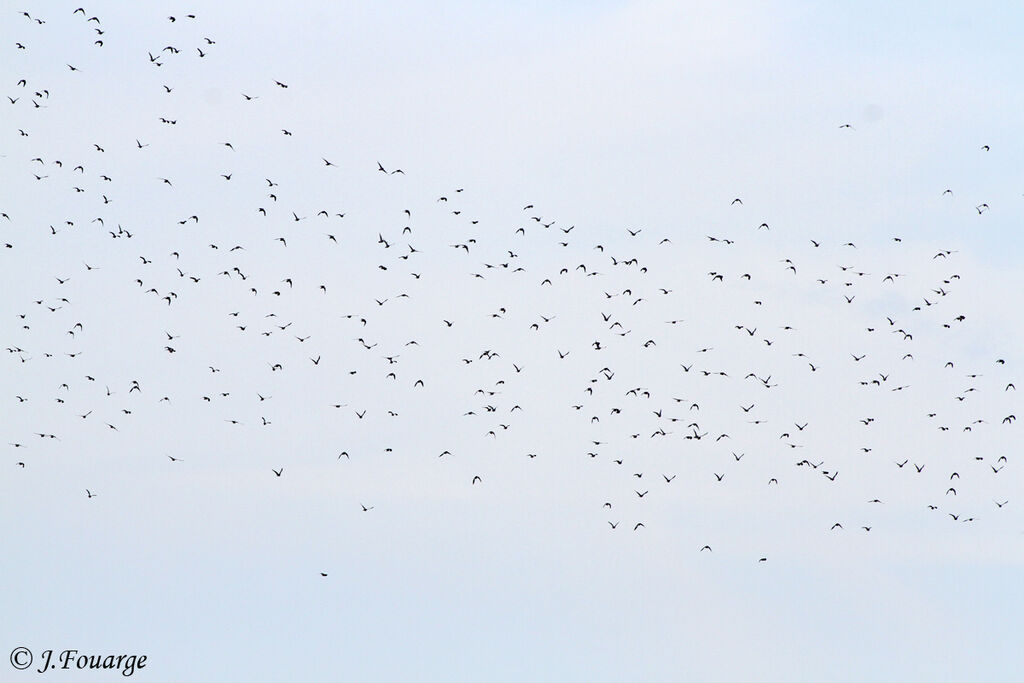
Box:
2, 2, 1023, 681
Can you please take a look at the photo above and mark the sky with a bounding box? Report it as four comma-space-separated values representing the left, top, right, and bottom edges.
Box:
2, 2, 1023, 681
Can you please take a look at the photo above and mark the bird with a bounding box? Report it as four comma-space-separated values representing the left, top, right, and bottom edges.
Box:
0, 8, 1017, 586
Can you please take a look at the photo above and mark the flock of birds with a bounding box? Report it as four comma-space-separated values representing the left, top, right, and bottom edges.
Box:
3, 6, 1020, 567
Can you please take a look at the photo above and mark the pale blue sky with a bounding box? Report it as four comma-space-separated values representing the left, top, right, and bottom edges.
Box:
2, 2, 1022, 681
